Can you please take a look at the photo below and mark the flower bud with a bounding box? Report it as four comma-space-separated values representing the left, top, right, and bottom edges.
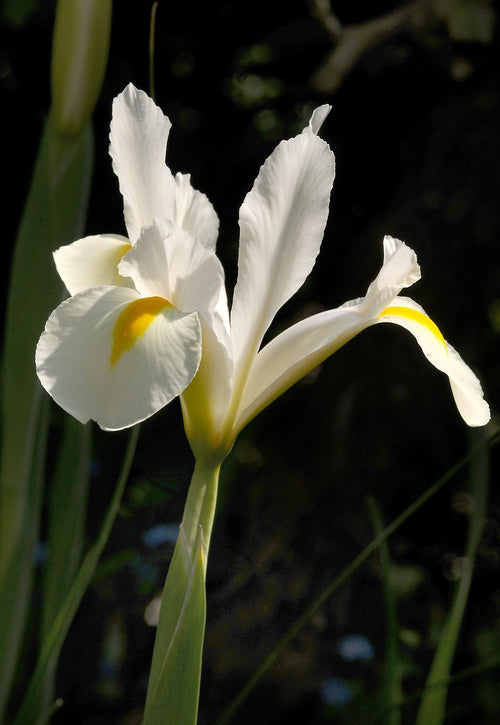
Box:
51, 0, 112, 136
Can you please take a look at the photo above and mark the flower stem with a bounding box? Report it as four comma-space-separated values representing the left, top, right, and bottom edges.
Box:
143, 455, 222, 725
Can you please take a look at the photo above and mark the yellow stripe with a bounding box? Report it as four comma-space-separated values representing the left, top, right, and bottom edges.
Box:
379, 305, 447, 351
111, 296, 171, 366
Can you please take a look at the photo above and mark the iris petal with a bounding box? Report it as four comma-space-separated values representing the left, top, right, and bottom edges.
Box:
36, 285, 202, 430
54, 234, 133, 295
230, 120, 335, 372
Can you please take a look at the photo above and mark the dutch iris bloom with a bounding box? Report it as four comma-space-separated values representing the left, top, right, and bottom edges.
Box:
36, 84, 490, 457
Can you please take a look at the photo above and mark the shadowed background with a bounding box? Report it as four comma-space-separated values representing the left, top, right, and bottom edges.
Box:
2, 1, 499, 722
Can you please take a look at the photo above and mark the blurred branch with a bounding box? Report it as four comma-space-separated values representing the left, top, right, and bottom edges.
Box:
309, 0, 438, 93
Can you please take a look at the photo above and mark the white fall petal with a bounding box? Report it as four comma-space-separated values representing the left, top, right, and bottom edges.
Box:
233, 237, 490, 432
36, 285, 201, 431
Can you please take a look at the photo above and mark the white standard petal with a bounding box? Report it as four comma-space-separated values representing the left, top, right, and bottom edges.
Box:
174, 172, 219, 251
230, 121, 336, 371
375, 297, 490, 427
36, 285, 202, 430
54, 234, 133, 295
110, 84, 176, 243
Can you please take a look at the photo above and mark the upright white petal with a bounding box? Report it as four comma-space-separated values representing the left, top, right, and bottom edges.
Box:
174, 172, 219, 251
230, 115, 335, 370
376, 297, 490, 426
36, 285, 202, 430
54, 234, 133, 295
110, 84, 176, 242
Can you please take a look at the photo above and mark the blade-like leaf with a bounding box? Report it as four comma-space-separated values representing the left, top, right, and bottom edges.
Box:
0, 397, 49, 719
40, 417, 91, 712
367, 495, 403, 725
416, 428, 489, 725
0, 115, 93, 580
13, 426, 139, 725
0, 116, 92, 719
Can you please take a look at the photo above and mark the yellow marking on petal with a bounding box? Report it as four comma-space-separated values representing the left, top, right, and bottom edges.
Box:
379, 305, 447, 352
111, 296, 171, 366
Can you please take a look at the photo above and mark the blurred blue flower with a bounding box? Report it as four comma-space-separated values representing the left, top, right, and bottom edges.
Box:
142, 523, 179, 548
321, 677, 353, 706
337, 634, 374, 662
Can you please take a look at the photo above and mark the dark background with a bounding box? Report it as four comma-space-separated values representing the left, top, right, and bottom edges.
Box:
2, 1, 499, 723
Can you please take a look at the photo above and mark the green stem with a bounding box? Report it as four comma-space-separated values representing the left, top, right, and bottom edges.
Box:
143, 455, 222, 725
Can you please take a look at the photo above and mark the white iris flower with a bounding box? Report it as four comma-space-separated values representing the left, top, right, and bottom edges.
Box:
36, 84, 490, 458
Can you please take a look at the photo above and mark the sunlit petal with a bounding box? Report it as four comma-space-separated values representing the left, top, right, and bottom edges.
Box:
362, 236, 421, 314
181, 319, 233, 454
376, 297, 490, 426
36, 285, 202, 430
110, 84, 176, 242
305, 104, 332, 135
174, 172, 219, 251
119, 220, 230, 342
54, 234, 133, 295
230, 115, 335, 370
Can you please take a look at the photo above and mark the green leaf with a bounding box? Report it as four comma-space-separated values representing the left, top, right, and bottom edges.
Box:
0, 0, 39, 26
367, 496, 403, 725
13, 427, 139, 725
0, 398, 49, 718
0, 116, 92, 720
416, 428, 489, 725
40, 418, 91, 711
0, 116, 93, 582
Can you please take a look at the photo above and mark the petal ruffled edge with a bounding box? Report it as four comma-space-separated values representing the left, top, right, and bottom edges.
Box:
230, 110, 335, 377
376, 296, 490, 427
54, 234, 133, 296
36, 285, 202, 430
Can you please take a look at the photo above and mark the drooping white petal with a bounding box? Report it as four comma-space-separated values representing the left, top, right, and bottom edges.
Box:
54, 234, 133, 296
375, 296, 490, 426
230, 119, 335, 370
174, 172, 219, 251
234, 236, 489, 432
234, 303, 365, 434
36, 285, 202, 430
110, 84, 176, 243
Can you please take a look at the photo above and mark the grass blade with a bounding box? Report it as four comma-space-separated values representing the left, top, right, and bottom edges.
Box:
13, 426, 139, 725
416, 427, 489, 725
